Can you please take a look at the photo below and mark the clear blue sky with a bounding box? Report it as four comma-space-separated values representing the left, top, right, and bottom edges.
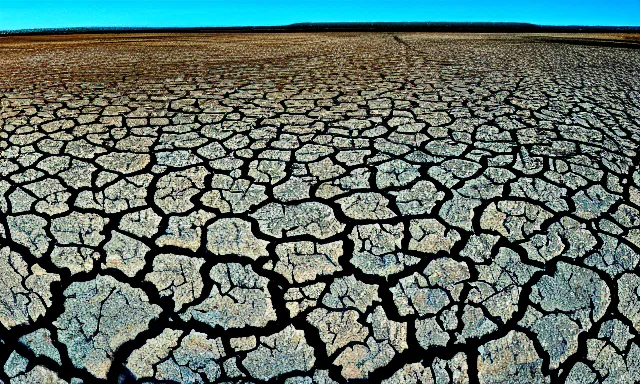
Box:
1, 0, 639, 30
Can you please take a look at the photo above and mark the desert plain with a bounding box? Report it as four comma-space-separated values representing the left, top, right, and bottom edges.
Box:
0, 32, 640, 383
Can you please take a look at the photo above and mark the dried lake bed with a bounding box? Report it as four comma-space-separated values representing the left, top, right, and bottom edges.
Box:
0, 32, 640, 383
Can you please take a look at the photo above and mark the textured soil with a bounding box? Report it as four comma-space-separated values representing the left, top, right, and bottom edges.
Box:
1, 32, 640, 383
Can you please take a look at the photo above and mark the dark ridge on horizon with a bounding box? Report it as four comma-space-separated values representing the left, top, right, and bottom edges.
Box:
1, 22, 640, 36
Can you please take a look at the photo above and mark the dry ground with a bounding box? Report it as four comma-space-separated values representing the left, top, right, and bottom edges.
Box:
1, 33, 640, 383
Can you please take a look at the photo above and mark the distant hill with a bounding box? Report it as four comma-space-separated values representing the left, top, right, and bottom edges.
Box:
1, 22, 639, 36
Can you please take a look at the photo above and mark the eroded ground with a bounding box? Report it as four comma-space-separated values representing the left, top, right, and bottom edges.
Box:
1, 32, 640, 383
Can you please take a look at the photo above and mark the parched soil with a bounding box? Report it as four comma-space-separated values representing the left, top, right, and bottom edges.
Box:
1, 32, 640, 383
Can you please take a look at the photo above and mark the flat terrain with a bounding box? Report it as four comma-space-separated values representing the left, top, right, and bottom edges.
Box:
1, 33, 640, 383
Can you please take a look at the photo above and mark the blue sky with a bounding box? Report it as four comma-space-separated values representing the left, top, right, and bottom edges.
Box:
1, 0, 639, 30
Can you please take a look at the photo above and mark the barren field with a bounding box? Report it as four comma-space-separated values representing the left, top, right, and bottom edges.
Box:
1, 33, 640, 383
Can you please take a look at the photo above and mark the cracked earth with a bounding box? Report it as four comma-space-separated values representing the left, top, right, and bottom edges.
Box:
0, 32, 640, 383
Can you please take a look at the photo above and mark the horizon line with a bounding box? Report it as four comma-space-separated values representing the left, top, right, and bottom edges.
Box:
2, 22, 640, 36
